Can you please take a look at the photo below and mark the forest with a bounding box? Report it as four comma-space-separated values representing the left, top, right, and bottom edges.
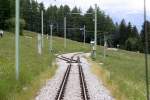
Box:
0, 0, 150, 53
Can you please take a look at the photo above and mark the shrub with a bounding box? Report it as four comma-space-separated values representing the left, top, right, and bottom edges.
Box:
125, 37, 140, 51
5, 18, 26, 35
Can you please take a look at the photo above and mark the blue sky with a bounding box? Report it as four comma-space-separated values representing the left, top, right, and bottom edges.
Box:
37, 0, 150, 31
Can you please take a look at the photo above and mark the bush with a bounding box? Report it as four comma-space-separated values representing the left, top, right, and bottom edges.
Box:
5, 18, 26, 35
125, 37, 140, 51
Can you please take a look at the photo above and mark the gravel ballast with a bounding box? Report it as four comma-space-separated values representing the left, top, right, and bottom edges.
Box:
35, 53, 114, 100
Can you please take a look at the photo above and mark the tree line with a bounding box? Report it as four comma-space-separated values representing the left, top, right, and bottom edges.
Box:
0, 0, 150, 53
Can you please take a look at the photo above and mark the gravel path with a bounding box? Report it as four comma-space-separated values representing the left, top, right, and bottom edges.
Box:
35, 53, 114, 100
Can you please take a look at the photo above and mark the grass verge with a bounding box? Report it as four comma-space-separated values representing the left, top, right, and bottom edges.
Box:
93, 47, 150, 100
0, 31, 90, 100
88, 58, 127, 100
15, 61, 57, 100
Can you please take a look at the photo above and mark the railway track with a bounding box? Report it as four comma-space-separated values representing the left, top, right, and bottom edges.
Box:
55, 55, 89, 100
78, 57, 90, 100
55, 56, 73, 100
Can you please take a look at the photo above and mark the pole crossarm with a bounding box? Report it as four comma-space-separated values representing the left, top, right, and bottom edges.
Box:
68, 13, 93, 15
57, 27, 84, 30
85, 13, 93, 15
69, 13, 82, 15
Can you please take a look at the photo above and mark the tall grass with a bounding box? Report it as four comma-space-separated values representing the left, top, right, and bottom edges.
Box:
1, 31, 149, 100
0, 31, 90, 99
94, 47, 150, 100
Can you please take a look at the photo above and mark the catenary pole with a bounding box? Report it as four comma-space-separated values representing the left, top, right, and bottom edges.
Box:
64, 17, 66, 48
15, 0, 20, 80
144, 0, 149, 100
50, 24, 53, 51
94, 4, 97, 56
84, 25, 86, 45
41, 10, 44, 48
38, 33, 42, 55
104, 33, 106, 59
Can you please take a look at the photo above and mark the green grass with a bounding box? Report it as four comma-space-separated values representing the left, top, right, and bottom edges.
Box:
94, 47, 150, 100
0, 31, 150, 100
0, 31, 90, 100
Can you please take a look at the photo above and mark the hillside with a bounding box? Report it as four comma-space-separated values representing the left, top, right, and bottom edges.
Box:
92, 47, 150, 100
0, 31, 90, 99
0, 31, 150, 100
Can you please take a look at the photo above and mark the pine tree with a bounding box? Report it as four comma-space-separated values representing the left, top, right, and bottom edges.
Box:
141, 21, 150, 53
119, 19, 127, 48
